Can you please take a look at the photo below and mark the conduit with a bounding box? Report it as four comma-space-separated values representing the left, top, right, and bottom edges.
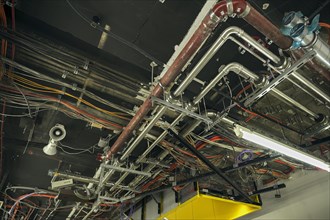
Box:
105, 4, 222, 159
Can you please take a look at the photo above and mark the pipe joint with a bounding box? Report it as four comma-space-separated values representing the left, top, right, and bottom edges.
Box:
254, 75, 269, 88
238, 3, 250, 18
274, 55, 291, 70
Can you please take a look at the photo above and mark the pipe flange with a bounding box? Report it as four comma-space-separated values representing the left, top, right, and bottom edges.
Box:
274, 56, 290, 70
301, 33, 318, 50
238, 4, 250, 18
185, 102, 198, 112
254, 75, 269, 88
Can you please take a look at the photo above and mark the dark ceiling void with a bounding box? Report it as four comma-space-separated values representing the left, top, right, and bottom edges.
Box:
1, 0, 330, 219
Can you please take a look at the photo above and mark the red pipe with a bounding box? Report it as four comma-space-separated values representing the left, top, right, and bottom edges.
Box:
212, 0, 248, 19
214, 0, 330, 80
105, 8, 221, 159
106, 0, 329, 160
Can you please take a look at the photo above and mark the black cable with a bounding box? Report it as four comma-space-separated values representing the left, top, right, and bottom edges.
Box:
308, 0, 330, 20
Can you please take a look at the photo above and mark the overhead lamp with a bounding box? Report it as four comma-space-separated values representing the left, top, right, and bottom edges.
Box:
234, 125, 330, 172
43, 124, 66, 156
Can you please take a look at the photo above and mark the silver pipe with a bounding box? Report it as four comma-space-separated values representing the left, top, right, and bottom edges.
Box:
180, 112, 218, 137
173, 26, 280, 97
108, 114, 184, 192
193, 62, 258, 105
50, 171, 134, 190
272, 88, 318, 118
310, 35, 330, 69
290, 72, 330, 103
129, 150, 170, 188
293, 31, 330, 69
137, 113, 185, 163
109, 172, 130, 192
101, 164, 152, 177
227, 34, 330, 104
120, 106, 167, 160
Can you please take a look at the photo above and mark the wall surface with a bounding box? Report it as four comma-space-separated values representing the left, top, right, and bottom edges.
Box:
240, 170, 330, 220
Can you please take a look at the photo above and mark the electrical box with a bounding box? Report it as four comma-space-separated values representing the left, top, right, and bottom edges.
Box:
158, 194, 261, 220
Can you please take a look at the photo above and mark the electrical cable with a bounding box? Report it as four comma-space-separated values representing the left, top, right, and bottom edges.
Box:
0, 84, 124, 129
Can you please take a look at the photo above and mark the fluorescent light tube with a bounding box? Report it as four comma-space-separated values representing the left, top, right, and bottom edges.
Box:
234, 125, 330, 172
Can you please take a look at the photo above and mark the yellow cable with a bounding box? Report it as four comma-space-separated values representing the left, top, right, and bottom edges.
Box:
11, 74, 130, 120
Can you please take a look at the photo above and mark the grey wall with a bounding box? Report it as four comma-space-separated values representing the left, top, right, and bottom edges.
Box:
241, 170, 330, 220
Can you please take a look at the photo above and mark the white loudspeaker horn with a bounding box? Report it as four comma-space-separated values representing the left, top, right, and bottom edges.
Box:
43, 141, 57, 156
43, 124, 66, 155
49, 124, 66, 141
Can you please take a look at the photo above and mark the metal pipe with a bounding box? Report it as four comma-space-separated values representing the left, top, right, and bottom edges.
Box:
228, 35, 330, 105
132, 155, 279, 201
105, 8, 221, 160
173, 25, 329, 105
101, 164, 152, 177
137, 113, 185, 163
49, 170, 135, 191
180, 112, 218, 137
293, 50, 330, 81
193, 62, 258, 105
311, 36, 330, 69
272, 88, 318, 118
120, 106, 167, 161
240, 2, 330, 80
129, 150, 170, 188
173, 26, 279, 97
241, 4, 292, 49
128, 64, 252, 183
168, 129, 254, 203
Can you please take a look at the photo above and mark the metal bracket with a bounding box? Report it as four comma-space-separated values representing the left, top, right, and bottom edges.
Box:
151, 96, 213, 124
244, 50, 316, 107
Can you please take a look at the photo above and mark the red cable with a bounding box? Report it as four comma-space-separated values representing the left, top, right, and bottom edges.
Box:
0, 85, 123, 129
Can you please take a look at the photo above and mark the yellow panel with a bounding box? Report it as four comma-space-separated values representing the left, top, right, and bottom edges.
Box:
158, 194, 261, 220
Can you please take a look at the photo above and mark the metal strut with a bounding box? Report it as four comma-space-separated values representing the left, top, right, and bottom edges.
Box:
167, 129, 254, 203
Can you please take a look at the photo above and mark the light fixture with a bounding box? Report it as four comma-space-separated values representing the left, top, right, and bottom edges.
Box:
43, 124, 66, 156
234, 125, 330, 172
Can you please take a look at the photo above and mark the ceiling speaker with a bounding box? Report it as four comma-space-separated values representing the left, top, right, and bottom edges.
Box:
43, 142, 57, 156
49, 124, 66, 141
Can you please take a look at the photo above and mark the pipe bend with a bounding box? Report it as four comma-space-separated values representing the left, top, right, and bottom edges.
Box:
224, 62, 259, 81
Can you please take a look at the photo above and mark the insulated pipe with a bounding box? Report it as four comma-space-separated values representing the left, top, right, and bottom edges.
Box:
240, 5, 292, 49
105, 8, 221, 160
241, 2, 330, 80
